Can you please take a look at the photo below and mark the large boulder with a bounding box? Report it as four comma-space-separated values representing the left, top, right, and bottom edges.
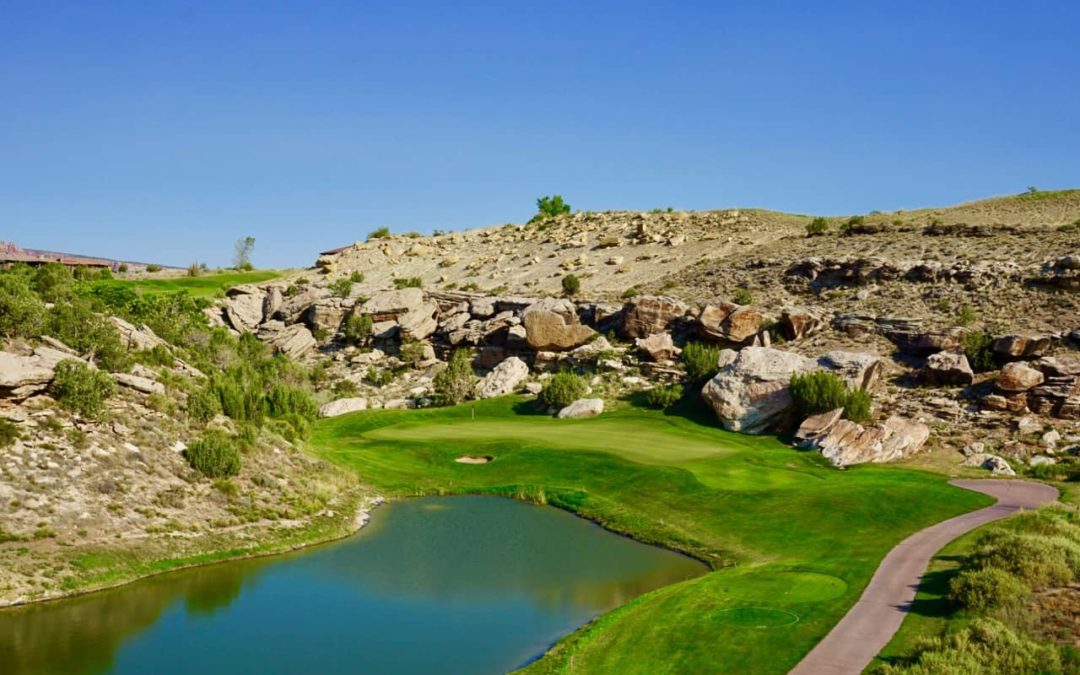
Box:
475, 357, 529, 399
921, 350, 974, 386
798, 413, 930, 467
223, 292, 267, 332
635, 332, 679, 362
778, 307, 825, 341
114, 372, 165, 395
0, 352, 56, 399
109, 316, 168, 351
557, 398, 605, 419
522, 298, 596, 352
818, 351, 884, 391
697, 303, 764, 343
620, 296, 688, 339
319, 397, 368, 418
701, 347, 817, 433
304, 300, 348, 335
992, 334, 1051, 360
996, 361, 1045, 393
361, 287, 425, 320
397, 302, 439, 341
259, 323, 317, 359
962, 453, 1015, 476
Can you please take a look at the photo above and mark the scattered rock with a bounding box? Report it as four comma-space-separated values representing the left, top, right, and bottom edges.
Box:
0, 352, 56, 400
557, 398, 605, 419
797, 413, 930, 467
992, 334, 1051, 360
963, 453, 1015, 476
319, 397, 368, 418
921, 350, 974, 386
635, 332, 680, 362
996, 362, 1045, 393
620, 296, 689, 339
113, 373, 165, 395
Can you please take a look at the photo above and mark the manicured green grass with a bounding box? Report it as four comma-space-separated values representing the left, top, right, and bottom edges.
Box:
103, 270, 281, 299
310, 396, 993, 673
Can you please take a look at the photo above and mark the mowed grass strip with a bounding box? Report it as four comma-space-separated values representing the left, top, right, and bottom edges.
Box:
103, 270, 282, 299
310, 396, 993, 673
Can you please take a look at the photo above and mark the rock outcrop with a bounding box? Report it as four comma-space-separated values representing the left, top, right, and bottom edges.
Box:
319, 397, 368, 418
921, 350, 974, 386
701, 347, 817, 433
620, 296, 688, 339
797, 411, 930, 467
522, 298, 596, 351
475, 357, 529, 399
635, 333, 679, 362
557, 398, 605, 419
0, 352, 56, 399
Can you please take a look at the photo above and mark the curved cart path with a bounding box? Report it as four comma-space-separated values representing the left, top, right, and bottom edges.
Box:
790, 479, 1058, 675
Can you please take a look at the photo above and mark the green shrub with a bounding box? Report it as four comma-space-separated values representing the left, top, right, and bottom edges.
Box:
329, 277, 353, 298
806, 217, 828, 236
186, 387, 221, 422
0, 419, 21, 448
539, 372, 587, 409
342, 312, 373, 346
644, 384, 684, 409
840, 215, 864, 236
51, 359, 116, 418
877, 618, 1061, 675
393, 277, 423, 289
732, 288, 753, 305
349, 271, 365, 283
532, 195, 571, 222
968, 531, 1076, 589
364, 368, 393, 387
47, 299, 130, 372
947, 567, 1029, 611
333, 379, 359, 397
621, 287, 640, 299
145, 264, 162, 273
32, 264, 75, 303
185, 431, 241, 478
399, 340, 427, 367
681, 342, 722, 384
117, 263, 129, 273
562, 274, 581, 297
789, 371, 873, 422
0, 274, 46, 338
963, 331, 996, 372
367, 227, 391, 240
433, 349, 475, 406
956, 305, 977, 327
844, 388, 873, 423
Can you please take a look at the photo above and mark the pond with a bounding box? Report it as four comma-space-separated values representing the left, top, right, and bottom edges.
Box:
0, 496, 707, 674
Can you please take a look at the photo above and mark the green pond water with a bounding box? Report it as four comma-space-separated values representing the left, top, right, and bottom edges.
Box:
0, 496, 706, 674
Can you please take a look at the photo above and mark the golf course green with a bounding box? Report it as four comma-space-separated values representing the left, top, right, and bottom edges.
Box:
311, 397, 994, 673
101, 270, 282, 299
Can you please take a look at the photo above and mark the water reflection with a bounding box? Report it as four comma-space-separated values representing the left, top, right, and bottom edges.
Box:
0, 496, 706, 675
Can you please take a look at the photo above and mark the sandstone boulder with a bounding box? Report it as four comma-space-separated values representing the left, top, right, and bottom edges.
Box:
0, 352, 55, 399
921, 350, 974, 386
557, 398, 604, 419
992, 334, 1051, 360
522, 298, 596, 351
697, 303, 764, 343
259, 323, 317, 359
701, 347, 817, 433
109, 316, 168, 351
778, 307, 825, 341
620, 296, 688, 339
305, 300, 348, 335
319, 397, 368, 418
819, 351, 884, 391
635, 332, 680, 362
397, 302, 439, 341
996, 362, 1045, 393
962, 453, 1015, 476
361, 288, 425, 320
113, 373, 165, 395
224, 292, 266, 332
799, 414, 930, 467
475, 357, 529, 399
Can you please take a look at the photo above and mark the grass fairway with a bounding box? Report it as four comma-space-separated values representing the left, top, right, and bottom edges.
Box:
102, 270, 281, 299
310, 397, 992, 673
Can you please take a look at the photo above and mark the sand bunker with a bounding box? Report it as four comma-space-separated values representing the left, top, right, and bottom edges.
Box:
455, 455, 493, 464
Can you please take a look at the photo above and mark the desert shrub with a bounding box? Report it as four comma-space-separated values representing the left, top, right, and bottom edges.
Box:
333, 379, 359, 397
790, 372, 873, 422
0, 273, 46, 338
145, 264, 162, 273
185, 431, 241, 478
844, 388, 873, 423
51, 359, 116, 418
265, 384, 318, 421
806, 217, 829, 236
186, 262, 201, 277
433, 349, 475, 406
681, 342, 722, 384
134, 344, 174, 368
531, 195, 571, 222
329, 277, 353, 299
399, 340, 427, 367
621, 287, 640, 299
562, 274, 581, 297
956, 305, 977, 327
877, 618, 1061, 675
644, 384, 684, 409
32, 263, 75, 302
840, 215, 864, 236
947, 567, 1030, 611
968, 531, 1076, 589
393, 277, 423, 289
342, 312, 373, 346
539, 372, 587, 409
47, 299, 130, 371
0, 419, 21, 448
367, 227, 391, 240
117, 263, 128, 273
732, 288, 753, 305
963, 330, 995, 372
364, 368, 393, 387
349, 270, 365, 283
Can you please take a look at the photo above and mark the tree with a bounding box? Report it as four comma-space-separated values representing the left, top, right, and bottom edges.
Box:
562, 274, 581, 297
343, 312, 373, 346
233, 236, 256, 270
531, 195, 571, 222
433, 349, 476, 406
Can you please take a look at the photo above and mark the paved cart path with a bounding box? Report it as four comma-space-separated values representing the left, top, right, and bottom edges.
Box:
790, 479, 1059, 675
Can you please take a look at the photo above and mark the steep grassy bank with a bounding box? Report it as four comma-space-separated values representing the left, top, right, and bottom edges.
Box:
310, 397, 992, 673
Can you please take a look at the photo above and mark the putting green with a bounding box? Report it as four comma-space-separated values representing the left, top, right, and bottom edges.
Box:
311, 396, 993, 674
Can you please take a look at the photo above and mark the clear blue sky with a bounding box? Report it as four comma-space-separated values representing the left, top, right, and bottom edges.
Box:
2, 1, 1078, 268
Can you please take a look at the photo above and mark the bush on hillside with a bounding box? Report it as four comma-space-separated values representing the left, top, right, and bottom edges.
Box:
47, 299, 130, 372
840, 215, 865, 236
644, 384, 684, 409
399, 340, 427, 367
532, 195, 571, 222
963, 330, 996, 372
145, 264, 162, 273
367, 227, 391, 240
0, 274, 46, 338
806, 217, 829, 236
342, 312, 373, 346
0, 418, 21, 449
329, 277, 353, 298
433, 349, 475, 406
185, 431, 241, 478
681, 342, 723, 384
32, 263, 75, 303
51, 359, 116, 418
562, 274, 581, 297
732, 288, 753, 305
393, 277, 422, 289
539, 372, 587, 410
967, 531, 1076, 589
876, 618, 1061, 675
186, 385, 222, 423
947, 567, 1030, 611
349, 270, 365, 283
790, 371, 873, 422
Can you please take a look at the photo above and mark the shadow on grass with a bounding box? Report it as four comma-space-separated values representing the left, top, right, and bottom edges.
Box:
511, 399, 550, 416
